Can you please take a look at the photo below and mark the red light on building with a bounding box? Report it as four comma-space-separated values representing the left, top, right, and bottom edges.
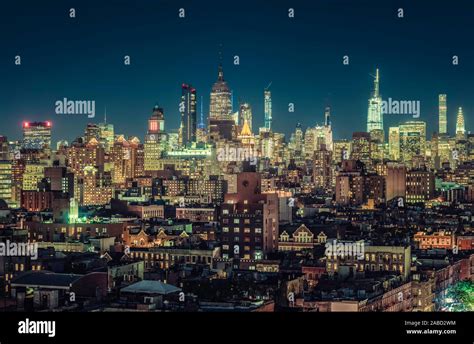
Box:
23, 122, 30, 128
46, 121, 51, 127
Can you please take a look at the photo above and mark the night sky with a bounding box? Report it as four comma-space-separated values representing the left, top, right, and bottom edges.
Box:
1, 0, 473, 144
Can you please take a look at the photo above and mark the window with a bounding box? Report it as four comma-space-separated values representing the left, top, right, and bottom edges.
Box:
233, 219, 240, 224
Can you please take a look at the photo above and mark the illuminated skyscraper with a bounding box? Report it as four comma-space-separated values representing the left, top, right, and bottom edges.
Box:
333, 139, 351, 164
84, 123, 100, 144
0, 136, 9, 160
351, 132, 371, 168
180, 84, 197, 146
0, 161, 13, 206
388, 127, 400, 161
264, 86, 272, 131
208, 63, 235, 142
98, 109, 115, 153
439, 94, 447, 135
456, 107, 466, 140
209, 64, 232, 120
313, 144, 333, 192
238, 103, 253, 133
144, 105, 166, 172
367, 69, 384, 142
22, 121, 52, 150
399, 121, 426, 165
324, 106, 331, 126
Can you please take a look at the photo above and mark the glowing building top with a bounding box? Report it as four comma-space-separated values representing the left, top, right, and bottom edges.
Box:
209, 63, 232, 120
456, 107, 465, 140
367, 68, 383, 139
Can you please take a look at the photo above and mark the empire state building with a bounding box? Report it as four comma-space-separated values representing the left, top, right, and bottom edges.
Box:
209, 64, 232, 120
209, 64, 235, 141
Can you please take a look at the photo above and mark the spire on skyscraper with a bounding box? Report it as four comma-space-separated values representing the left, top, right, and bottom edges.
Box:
198, 96, 205, 129
373, 68, 380, 98
324, 106, 331, 127
264, 82, 272, 131
367, 68, 383, 138
456, 106, 466, 139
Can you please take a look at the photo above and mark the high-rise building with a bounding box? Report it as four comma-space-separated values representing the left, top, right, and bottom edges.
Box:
388, 127, 400, 161
367, 69, 384, 142
456, 107, 466, 140
22, 164, 45, 191
313, 144, 333, 192
220, 172, 279, 259
81, 166, 113, 206
335, 160, 365, 205
66, 139, 105, 178
0, 136, 9, 160
209, 64, 232, 120
406, 170, 435, 204
22, 121, 52, 150
196, 96, 207, 143
180, 84, 197, 146
238, 103, 253, 133
264, 87, 272, 131
208, 64, 235, 142
399, 121, 426, 165
351, 132, 371, 168
0, 161, 13, 206
84, 123, 101, 144
324, 106, 331, 126
144, 105, 166, 173
98, 111, 115, 153
385, 163, 406, 202
439, 94, 447, 135
333, 139, 351, 164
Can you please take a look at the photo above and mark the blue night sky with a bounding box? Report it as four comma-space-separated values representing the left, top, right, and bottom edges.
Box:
1, 0, 473, 144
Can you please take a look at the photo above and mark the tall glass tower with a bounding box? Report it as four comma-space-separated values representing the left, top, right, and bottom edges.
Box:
264, 88, 272, 131
180, 83, 197, 145
456, 107, 466, 140
367, 69, 383, 139
439, 94, 447, 135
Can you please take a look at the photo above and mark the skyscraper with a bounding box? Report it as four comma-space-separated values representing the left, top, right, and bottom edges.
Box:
439, 94, 447, 135
324, 106, 331, 127
22, 121, 52, 150
399, 121, 426, 165
0, 136, 9, 160
264, 86, 272, 131
180, 84, 197, 146
98, 109, 115, 153
456, 107, 466, 140
389, 127, 400, 161
238, 103, 253, 133
351, 132, 371, 168
367, 69, 384, 142
208, 63, 235, 142
209, 64, 232, 120
144, 105, 166, 172
0, 161, 13, 206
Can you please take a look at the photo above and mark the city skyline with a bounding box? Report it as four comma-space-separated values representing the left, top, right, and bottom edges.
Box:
1, 0, 473, 143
